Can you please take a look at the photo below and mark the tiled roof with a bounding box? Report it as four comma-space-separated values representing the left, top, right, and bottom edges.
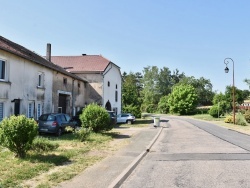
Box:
50, 55, 112, 72
0, 36, 87, 82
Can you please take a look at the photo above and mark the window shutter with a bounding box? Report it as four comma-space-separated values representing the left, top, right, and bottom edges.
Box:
0, 103, 3, 121
0, 60, 5, 79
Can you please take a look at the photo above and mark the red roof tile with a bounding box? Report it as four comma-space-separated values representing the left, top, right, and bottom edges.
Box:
50, 55, 111, 72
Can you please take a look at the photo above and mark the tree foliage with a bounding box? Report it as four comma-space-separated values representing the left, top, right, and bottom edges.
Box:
141, 66, 160, 111
178, 76, 214, 105
0, 115, 38, 158
225, 86, 245, 108
122, 72, 142, 116
80, 103, 112, 133
141, 66, 185, 112
212, 92, 230, 114
157, 95, 170, 114
168, 84, 198, 115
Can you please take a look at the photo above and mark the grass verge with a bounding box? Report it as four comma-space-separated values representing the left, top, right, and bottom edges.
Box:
190, 114, 250, 135
0, 119, 151, 188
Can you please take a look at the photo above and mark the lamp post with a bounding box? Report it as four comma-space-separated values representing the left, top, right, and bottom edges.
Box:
224, 58, 235, 124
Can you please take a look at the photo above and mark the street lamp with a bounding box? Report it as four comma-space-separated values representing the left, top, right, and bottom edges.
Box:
224, 58, 235, 124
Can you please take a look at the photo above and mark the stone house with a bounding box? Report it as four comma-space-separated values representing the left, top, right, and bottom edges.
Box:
50, 55, 122, 114
0, 36, 87, 121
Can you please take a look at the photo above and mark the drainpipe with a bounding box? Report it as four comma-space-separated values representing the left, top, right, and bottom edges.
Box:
72, 79, 75, 116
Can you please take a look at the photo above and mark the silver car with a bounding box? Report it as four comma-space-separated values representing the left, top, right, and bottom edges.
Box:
116, 113, 135, 124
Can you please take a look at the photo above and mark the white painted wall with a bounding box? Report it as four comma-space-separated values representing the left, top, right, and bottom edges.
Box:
103, 63, 122, 114
0, 50, 53, 120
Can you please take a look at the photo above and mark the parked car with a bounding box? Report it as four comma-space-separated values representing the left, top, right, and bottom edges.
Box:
116, 113, 135, 124
107, 111, 117, 125
72, 115, 81, 127
72, 107, 85, 127
38, 113, 77, 136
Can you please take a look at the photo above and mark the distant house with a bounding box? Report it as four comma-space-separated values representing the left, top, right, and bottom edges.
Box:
239, 100, 250, 110
51, 55, 122, 114
0, 36, 87, 121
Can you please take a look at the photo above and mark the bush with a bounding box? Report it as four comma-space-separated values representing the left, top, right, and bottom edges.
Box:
224, 115, 233, 123
30, 137, 59, 152
0, 115, 38, 158
244, 110, 250, 123
123, 105, 141, 118
76, 127, 92, 142
80, 103, 112, 133
236, 113, 247, 126
209, 105, 221, 118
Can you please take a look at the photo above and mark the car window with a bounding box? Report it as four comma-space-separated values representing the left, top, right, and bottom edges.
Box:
60, 114, 67, 122
39, 114, 55, 121
64, 114, 71, 122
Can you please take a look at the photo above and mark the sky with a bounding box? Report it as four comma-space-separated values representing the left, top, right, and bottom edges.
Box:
1, 0, 249, 92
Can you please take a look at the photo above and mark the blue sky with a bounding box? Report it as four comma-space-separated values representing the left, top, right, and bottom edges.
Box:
1, 0, 249, 92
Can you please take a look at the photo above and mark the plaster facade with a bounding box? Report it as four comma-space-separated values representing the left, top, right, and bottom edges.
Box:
0, 49, 53, 120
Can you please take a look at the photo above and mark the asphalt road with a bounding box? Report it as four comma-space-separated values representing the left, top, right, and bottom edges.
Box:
121, 116, 250, 188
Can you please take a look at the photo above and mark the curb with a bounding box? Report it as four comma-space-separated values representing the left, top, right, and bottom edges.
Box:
108, 126, 163, 188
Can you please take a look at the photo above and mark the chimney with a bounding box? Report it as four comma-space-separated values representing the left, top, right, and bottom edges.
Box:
46, 43, 51, 61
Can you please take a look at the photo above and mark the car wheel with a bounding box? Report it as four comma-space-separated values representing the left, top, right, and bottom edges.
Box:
127, 120, 132, 124
56, 128, 62, 136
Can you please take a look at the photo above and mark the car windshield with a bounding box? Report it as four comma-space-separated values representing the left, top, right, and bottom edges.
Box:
39, 114, 55, 121
108, 112, 115, 117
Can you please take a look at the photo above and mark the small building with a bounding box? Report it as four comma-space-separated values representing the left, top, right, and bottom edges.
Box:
0, 36, 87, 121
51, 54, 122, 114
239, 100, 250, 110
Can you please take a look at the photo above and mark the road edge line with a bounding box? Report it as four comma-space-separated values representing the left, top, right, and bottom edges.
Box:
108, 126, 163, 188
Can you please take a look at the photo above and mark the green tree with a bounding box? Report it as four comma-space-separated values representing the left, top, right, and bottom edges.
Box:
212, 92, 230, 114
122, 72, 142, 117
178, 76, 214, 106
141, 66, 160, 112
225, 86, 245, 108
244, 79, 250, 90
170, 69, 186, 86
168, 84, 198, 115
122, 72, 142, 106
157, 67, 172, 96
157, 95, 170, 114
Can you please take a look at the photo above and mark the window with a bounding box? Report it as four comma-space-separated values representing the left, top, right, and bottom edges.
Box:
78, 82, 81, 88
27, 102, 34, 118
63, 78, 67, 85
0, 60, 6, 80
116, 84, 117, 89
108, 81, 110, 87
0, 102, 3, 121
38, 72, 44, 87
37, 103, 42, 119
115, 91, 118, 102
